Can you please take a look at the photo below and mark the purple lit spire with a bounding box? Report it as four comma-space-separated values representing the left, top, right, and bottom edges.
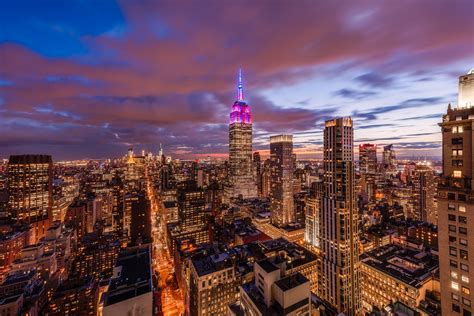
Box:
237, 69, 244, 101
230, 69, 252, 125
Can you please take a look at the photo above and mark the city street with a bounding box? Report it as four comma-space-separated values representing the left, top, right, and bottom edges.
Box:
147, 178, 184, 316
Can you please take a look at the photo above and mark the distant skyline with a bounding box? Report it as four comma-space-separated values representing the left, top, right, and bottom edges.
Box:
0, 1, 473, 160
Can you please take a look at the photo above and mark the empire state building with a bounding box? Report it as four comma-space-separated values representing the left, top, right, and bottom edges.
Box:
225, 70, 257, 200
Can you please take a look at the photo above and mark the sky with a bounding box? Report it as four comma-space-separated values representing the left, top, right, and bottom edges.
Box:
0, 1, 473, 161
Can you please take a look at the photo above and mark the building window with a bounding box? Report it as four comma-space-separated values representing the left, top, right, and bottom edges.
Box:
460, 250, 469, 260
448, 193, 456, 200
461, 264, 469, 272
451, 260, 459, 268
464, 298, 472, 306
462, 275, 469, 283
453, 281, 460, 290
453, 160, 464, 167
451, 236, 458, 243
449, 203, 457, 211
453, 126, 464, 133
462, 287, 470, 295
454, 171, 463, 178
452, 138, 464, 145
464, 309, 472, 316
460, 238, 468, 246
459, 206, 466, 213
459, 216, 468, 224
450, 214, 457, 221
452, 271, 459, 279
460, 227, 468, 235
451, 247, 459, 256
450, 225, 457, 232
453, 304, 461, 313
453, 293, 460, 301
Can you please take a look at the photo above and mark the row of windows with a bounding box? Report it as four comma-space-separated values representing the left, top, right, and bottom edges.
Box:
449, 225, 468, 235
450, 260, 469, 272
449, 247, 469, 260
449, 214, 468, 224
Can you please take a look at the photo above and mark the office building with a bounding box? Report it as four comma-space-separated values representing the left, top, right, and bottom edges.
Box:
103, 245, 153, 316
359, 143, 377, 174
438, 70, 474, 316
319, 117, 361, 315
360, 244, 439, 314
383, 145, 396, 170
7, 155, 53, 242
226, 70, 258, 200
189, 252, 240, 315
229, 259, 311, 316
270, 135, 295, 227
413, 164, 437, 224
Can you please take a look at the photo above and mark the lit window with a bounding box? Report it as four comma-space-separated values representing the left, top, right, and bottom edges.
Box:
452, 281, 460, 290
462, 286, 470, 295
459, 206, 466, 213
462, 275, 469, 283
453, 293, 460, 301
463, 298, 471, 307
453, 170, 462, 178
452, 271, 459, 279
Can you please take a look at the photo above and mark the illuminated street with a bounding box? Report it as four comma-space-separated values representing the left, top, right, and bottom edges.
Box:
148, 177, 184, 316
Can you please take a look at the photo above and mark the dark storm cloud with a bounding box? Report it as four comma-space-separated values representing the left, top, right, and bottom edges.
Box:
356, 72, 394, 88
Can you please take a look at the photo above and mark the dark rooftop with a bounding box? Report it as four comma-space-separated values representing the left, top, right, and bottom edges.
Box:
274, 273, 309, 292
257, 259, 279, 273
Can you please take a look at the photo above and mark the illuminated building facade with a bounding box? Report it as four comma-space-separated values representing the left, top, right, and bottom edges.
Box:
269, 135, 295, 227
413, 164, 437, 224
305, 181, 323, 248
360, 244, 439, 313
7, 155, 53, 242
319, 117, 361, 315
383, 144, 396, 170
188, 253, 240, 316
359, 143, 377, 174
226, 70, 257, 200
438, 70, 474, 316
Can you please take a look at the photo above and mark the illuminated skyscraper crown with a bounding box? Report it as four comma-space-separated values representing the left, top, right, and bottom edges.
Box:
230, 69, 252, 124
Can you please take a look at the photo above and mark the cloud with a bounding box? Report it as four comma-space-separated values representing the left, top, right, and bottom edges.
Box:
0, 1, 472, 158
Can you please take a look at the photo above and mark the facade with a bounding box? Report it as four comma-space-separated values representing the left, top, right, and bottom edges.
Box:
226, 70, 257, 200
270, 135, 295, 227
413, 165, 437, 224
47, 277, 99, 315
188, 253, 240, 315
230, 259, 311, 316
103, 245, 153, 316
458, 69, 474, 108
439, 70, 474, 316
7, 155, 53, 242
130, 191, 152, 245
359, 143, 377, 174
383, 144, 396, 169
319, 117, 361, 315
305, 181, 323, 248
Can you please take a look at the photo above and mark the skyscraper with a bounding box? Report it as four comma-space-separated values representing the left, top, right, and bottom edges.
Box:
382, 144, 396, 169
269, 135, 295, 227
319, 117, 361, 315
359, 143, 377, 174
438, 70, 474, 316
7, 155, 53, 241
226, 70, 257, 200
413, 164, 437, 224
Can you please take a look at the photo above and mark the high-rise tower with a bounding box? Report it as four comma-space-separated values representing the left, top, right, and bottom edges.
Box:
269, 135, 295, 227
319, 117, 361, 315
7, 155, 53, 242
439, 70, 474, 316
226, 70, 257, 200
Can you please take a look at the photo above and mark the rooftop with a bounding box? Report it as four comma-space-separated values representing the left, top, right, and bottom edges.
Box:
105, 245, 152, 306
274, 273, 309, 292
360, 244, 438, 288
